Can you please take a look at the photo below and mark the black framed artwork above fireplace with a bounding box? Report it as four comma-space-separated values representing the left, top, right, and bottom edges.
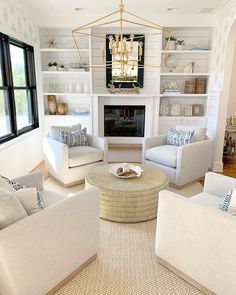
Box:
104, 105, 145, 137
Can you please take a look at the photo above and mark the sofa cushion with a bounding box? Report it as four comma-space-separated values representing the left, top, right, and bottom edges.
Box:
219, 189, 236, 215
0, 188, 28, 229
189, 192, 221, 210
14, 188, 45, 215
58, 128, 88, 147
0, 175, 45, 212
69, 146, 103, 168
145, 145, 178, 168
167, 128, 195, 146
51, 123, 81, 141
175, 125, 207, 142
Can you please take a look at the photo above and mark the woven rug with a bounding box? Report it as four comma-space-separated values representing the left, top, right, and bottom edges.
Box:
46, 178, 204, 295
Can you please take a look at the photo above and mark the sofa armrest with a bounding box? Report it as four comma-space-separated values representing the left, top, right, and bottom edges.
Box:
12, 172, 44, 191
0, 187, 100, 295
156, 190, 236, 295
87, 135, 108, 163
176, 139, 213, 186
204, 172, 236, 198
142, 135, 167, 163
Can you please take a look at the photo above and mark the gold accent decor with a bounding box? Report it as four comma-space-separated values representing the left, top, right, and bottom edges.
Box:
72, 0, 171, 79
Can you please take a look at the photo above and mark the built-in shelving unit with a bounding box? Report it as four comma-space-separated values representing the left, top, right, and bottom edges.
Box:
39, 26, 212, 137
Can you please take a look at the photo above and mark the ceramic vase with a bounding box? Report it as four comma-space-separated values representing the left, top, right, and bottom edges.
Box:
47, 95, 57, 115
57, 102, 68, 115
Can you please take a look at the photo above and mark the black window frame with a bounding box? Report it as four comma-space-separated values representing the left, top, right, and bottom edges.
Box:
0, 32, 39, 144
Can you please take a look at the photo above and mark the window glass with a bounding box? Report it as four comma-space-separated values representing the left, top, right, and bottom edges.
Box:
0, 62, 2, 86
10, 44, 26, 87
14, 90, 32, 130
0, 90, 11, 137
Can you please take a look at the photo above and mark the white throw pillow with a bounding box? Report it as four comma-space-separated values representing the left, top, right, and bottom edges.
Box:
175, 125, 207, 142
0, 188, 27, 229
51, 123, 82, 141
14, 187, 43, 215
0, 175, 45, 214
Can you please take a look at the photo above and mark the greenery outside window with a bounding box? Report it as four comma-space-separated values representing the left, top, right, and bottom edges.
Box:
0, 33, 39, 144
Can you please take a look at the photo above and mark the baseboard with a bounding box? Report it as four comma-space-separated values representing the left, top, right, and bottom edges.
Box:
46, 254, 97, 294
156, 257, 216, 295
212, 161, 223, 172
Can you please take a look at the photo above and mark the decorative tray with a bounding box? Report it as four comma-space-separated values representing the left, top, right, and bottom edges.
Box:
109, 164, 143, 179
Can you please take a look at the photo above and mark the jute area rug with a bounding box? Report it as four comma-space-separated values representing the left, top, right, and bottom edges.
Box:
45, 178, 204, 295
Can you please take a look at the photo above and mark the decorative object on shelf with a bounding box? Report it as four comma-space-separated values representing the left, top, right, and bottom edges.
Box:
192, 40, 209, 51
165, 36, 177, 50
184, 105, 193, 116
83, 80, 90, 93
72, 0, 172, 88
165, 55, 178, 72
45, 37, 57, 48
48, 62, 58, 71
192, 104, 203, 116
67, 82, 74, 93
170, 103, 181, 116
184, 80, 196, 94
195, 78, 206, 94
47, 95, 57, 115
58, 65, 65, 72
184, 62, 195, 73
57, 102, 68, 115
163, 81, 180, 95
73, 109, 89, 116
107, 81, 140, 94
230, 116, 236, 125
76, 81, 83, 93
160, 100, 170, 116
176, 39, 185, 50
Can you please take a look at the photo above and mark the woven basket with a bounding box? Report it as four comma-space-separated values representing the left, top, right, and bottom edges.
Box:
184, 80, 195, 94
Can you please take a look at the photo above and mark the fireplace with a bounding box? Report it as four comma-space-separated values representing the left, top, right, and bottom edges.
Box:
104, 105, 145, 137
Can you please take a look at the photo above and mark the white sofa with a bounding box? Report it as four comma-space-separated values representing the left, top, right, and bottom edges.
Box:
0, 172, 100, 295
142, 131, 212, 187
155, 172, 236, 295
43, 133, 108, 186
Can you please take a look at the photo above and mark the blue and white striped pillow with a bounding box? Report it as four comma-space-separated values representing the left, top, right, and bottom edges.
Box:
58, 128, 88, 147
167, 128, 195, 146
219, 190, 233, 212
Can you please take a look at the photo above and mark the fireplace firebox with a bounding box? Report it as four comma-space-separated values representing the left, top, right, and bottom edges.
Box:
104, 105, 145, 137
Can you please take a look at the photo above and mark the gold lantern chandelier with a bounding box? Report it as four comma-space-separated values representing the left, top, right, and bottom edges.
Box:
72, 0, 171, 81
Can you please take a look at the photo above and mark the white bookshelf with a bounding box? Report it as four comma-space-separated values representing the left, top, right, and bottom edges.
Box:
160, 73, 210, 76
160, 94, 208, 97
161, 50, 212, 54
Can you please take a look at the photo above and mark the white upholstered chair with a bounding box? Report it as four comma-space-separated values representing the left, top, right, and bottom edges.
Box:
0, 172, 100, 295
43, 125, 108, 186
142, 125, 213, 187
155, 172, 236, 295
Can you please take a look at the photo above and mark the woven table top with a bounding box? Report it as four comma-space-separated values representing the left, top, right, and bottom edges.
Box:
86, 163, 169, 193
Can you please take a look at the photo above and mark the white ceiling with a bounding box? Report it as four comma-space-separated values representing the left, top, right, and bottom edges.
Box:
13, 0, 229, 27
18, 0, 226, 16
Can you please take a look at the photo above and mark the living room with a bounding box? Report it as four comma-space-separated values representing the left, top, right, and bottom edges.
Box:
0, 0, 236, 294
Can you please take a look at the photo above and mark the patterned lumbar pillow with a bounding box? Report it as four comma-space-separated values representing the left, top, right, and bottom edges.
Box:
58, 127, 88, 147
0, 175, 45, 214
167, 128, 195, 146
0, 188, 28, 229
219, 189, 236, 215
51, 123, 82, 141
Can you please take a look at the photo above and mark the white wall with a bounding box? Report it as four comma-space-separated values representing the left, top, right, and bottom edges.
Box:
228, 42, 236, 116
0, 0, 44, 178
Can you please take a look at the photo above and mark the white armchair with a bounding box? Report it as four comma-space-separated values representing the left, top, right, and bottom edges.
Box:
43, 133, 108, 187
142, 128, 212, 187
0, 172, 100, 295
155, 172, 236, 295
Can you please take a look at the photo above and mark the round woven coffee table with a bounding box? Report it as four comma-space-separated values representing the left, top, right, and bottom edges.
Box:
85, 164, 169, 223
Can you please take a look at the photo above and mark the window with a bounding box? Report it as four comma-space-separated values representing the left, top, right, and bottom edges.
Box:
0, 33, 39, 144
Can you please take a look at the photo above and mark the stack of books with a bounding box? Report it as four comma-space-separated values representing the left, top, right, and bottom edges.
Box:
163, 89, 180, 95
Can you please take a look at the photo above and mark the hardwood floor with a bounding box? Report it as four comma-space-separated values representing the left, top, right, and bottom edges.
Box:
223, 157, 236, 178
